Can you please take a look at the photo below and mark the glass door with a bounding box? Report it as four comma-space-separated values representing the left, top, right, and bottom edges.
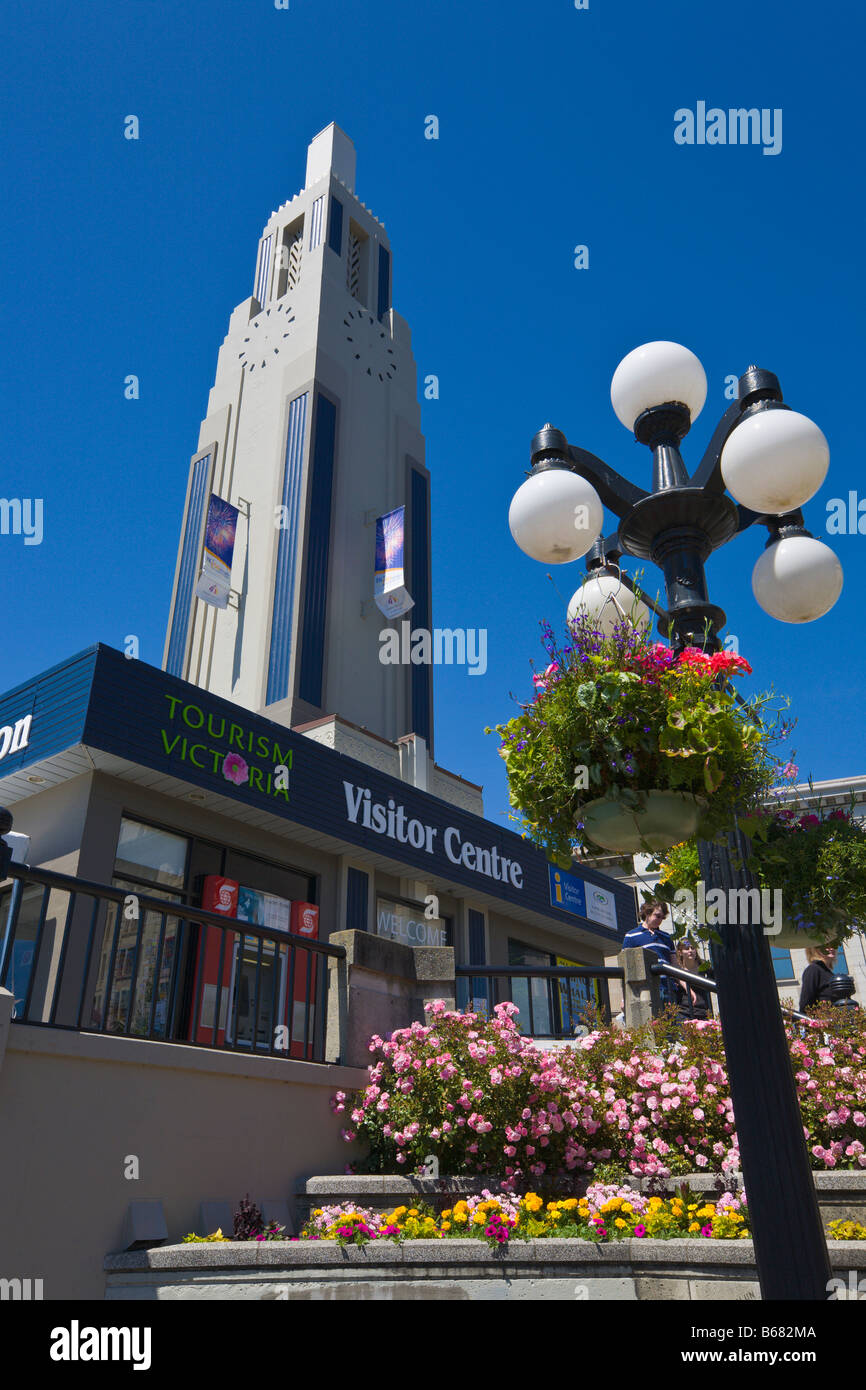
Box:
226, 935, 287, 1050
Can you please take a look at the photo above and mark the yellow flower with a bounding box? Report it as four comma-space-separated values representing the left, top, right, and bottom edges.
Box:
688, 1222, 700, 1233
523, 1194, 544, 1213
687, 1204, 698, 1212
408, 1208, 419, 1216
473, 1212, 486, 1226
614, 1218, 628, 1229
453, 1212, 468, 1225
313, 1209, 323, 1217
621, 1202, 632, 1215
441, 1209, 452, 1219
441, 1221, 451, 1232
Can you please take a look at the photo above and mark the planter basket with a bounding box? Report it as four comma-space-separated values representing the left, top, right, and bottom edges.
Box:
581, 790, 707, 854
768, 915, 848, 951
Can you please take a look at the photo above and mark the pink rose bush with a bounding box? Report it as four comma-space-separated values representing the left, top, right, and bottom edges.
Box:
332, 1001, 866, 1187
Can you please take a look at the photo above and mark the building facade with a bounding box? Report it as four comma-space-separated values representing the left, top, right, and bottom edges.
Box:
164, 124, 433, 755
1, 126, 635, 1047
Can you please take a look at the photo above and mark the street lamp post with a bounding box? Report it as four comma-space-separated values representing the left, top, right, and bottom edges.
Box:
508, 341, 843, 1300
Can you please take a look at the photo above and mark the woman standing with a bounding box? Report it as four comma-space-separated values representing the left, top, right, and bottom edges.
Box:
798, 945, 838, 1011
674, 937, 713, 1021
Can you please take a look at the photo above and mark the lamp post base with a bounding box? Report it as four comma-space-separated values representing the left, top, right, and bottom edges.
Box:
699, 828, 831, 1301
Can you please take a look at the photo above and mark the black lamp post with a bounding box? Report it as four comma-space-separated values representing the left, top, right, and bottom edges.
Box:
508, 341, 844, 1300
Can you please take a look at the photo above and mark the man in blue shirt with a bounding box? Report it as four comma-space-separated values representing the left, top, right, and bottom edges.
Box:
623, 899, 677, 1007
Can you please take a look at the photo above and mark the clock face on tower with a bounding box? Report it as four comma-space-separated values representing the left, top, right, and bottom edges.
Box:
344, 308, 397, 382
237, 301, 296, 372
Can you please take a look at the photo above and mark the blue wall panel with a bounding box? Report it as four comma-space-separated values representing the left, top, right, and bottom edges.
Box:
377, 244, 390, 320
327, 197, 343, 255
346, 867, 369, 932
298, 395, 337, 708
409, 466, 432, 746
266, 393, 309, 705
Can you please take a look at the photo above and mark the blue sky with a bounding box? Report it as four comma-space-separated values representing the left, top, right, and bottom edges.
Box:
1, 0, 863, 830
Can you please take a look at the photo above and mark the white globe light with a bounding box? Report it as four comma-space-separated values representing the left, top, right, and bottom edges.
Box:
721, 409, 829, 514
508, 469, 604, 564
752, 536, 843, 623
610, 341, 707, 431
567, 573, 652, 636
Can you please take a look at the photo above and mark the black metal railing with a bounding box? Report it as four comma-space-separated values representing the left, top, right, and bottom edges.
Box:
454, 964, 624, 1038
0, 862, 345, 1064
651, 960, 820, 1027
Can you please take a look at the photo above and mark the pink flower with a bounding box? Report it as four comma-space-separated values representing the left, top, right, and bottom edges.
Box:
222, 752, 249, 786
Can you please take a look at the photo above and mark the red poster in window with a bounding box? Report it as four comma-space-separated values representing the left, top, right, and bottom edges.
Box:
290, 902, 318, 939
191, 877, 239, 1044
289, 903, 319, 1059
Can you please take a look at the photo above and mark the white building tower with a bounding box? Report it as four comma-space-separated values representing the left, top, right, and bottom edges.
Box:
163, 124, 434, 759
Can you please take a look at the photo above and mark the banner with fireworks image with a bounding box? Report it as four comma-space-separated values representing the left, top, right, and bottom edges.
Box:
374, 505, 414, 618
195, 494, 239, 609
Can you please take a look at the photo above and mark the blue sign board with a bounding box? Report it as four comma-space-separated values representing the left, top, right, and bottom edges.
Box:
548, 864, 586, 917
0, 645, 634, 942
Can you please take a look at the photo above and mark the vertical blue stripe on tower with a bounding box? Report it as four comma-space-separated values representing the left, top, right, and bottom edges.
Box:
410, 466, 431, 744
255, 234, 273, 306
165, 452, 212, 677
266, 392, 309, 705
298, 394, 337, 708
346, 868, 369, 932
327, 196, 343, 255
377, 244, 391, 320
309, 196, 325, 250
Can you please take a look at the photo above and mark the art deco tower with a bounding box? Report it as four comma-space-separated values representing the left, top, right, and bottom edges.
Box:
163, 125, 433, 753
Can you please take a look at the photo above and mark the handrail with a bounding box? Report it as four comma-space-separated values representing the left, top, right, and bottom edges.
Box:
649, 959, 818, 1025
455, 965, 624, 980
1, 860, 341, 1063
3, 861, 346, 959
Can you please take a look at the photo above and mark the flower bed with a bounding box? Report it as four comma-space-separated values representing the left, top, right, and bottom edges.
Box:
331, 1000, 866, 1183
294, 1185, 750, 1247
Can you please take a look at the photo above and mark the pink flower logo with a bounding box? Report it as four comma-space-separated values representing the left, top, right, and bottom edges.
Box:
222, 752, 249, 786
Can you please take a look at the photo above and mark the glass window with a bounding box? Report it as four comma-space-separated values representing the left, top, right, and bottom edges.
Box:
374, 897, 450, 948
114, 819, 188, 890
93, 884, 184, 1038
506, 939, 554, 1036
0, 883, 46, 1017
224, 850, 314, 905
553, 954, 601, 1033
835, 946, 849, 975
771, 946, 795, 982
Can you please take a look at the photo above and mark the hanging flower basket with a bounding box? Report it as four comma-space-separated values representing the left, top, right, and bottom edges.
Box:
487, 612, 788, 866
768, 919, 830, 951
581, 790, 708, 854
657, 801, 865, 951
